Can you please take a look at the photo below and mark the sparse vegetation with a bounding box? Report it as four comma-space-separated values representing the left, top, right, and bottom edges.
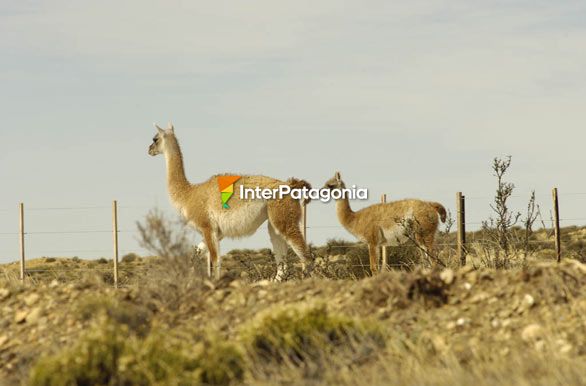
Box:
2, 258, 583, 386
29, 318, 127, 386
1, 158, 585, 385
481, 156, 521, 268
242, 304, 384, 365
24, 279, 245, 386
29, 315, 245, 386
121, 252, 139, 263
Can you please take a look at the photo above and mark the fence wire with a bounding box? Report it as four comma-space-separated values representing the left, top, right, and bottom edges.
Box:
1, 190, 584, 281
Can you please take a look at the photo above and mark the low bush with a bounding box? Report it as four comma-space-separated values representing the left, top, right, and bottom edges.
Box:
121, 253, 139, 263
29, 318, 129, 386
241, 303, 384, 365
29, 317, 245, 386
75, 295, 151, 336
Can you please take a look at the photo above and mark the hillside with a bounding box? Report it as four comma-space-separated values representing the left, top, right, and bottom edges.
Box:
1, 222, 585, 385
1, 256, 585, 385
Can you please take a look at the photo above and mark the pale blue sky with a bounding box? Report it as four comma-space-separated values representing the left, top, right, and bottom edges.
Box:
1, 0, 585, 262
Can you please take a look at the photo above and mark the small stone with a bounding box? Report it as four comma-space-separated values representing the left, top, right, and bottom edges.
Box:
521, 324, 543, 342
203, 280, 215, 291
456, 317, 470, 327
0, 335, 7, 347
27, 307, 42, 323
49, 279, 59, 288
0, 288, 10, 300
559, 344, 572, 354
446, 321, 457, 330
469, 292, 489, 303
431, 335, 448, 353
467, 271, 479, 283
463, 282, 472, 291
229, 280, 242, 289
439, 269, 455, 285
24, 293, 40, 306
491, 319, 500, 328
523, 294, 535, 308
14, 310, 29, 323
254, 280, 271, 287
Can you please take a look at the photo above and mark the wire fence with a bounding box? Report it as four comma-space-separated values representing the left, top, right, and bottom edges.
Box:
1, 187, 584, 285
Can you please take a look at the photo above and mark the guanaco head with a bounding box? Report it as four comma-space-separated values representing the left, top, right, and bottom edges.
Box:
148, 122, 175, 156
322, 171, 345, 190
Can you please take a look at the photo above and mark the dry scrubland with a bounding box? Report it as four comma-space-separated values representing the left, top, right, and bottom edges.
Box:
1, 224, 586, 385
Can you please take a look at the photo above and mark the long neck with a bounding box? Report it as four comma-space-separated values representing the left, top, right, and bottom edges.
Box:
164, 136, 190, 202
335, 183, 355, 228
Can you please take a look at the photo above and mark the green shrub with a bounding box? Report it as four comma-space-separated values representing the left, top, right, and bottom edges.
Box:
241, 304, 383, 364
75, 295, 151, 336
117, 330, 200, 385
344, 243, 371, 276
121, 253, 139, 263
325, 238, 356, 254
122, 330, 245, 386
97, 257, 109, 264
29, 319, 245, 386
194, 336, 246, 385
258, 248, 272, 256
29, 318, 128, 386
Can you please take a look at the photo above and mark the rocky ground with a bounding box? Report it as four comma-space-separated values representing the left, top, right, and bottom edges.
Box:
1, 256, 585, 385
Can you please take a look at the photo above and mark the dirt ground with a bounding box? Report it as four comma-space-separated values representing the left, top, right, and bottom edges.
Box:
1, 254, 585, 385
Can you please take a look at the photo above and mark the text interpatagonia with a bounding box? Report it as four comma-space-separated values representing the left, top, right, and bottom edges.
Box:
239, 184, 368, 203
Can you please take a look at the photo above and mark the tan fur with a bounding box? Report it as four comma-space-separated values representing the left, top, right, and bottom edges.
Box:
324, 172, 446, 273
149, 123, 313, 280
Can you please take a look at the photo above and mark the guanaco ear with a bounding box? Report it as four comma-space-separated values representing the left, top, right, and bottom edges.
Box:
167, 122, 175, 133
154, 123, 164, 135
335, 171, 341, 181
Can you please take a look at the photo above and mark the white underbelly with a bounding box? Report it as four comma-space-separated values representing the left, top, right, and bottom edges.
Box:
382, 224, 409, 246
212, 200, 268, 238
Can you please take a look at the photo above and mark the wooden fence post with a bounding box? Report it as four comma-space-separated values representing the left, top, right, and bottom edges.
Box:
301, 201, 307, 242
380, 194, 388, 271
19, 202, 25, 282
456, 192, 467, 266
552, 188, 561, 262
112, 200, 119, 288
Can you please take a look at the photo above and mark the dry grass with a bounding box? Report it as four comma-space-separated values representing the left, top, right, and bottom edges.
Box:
1, 212, 585, 385
3, 258, 583, 386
